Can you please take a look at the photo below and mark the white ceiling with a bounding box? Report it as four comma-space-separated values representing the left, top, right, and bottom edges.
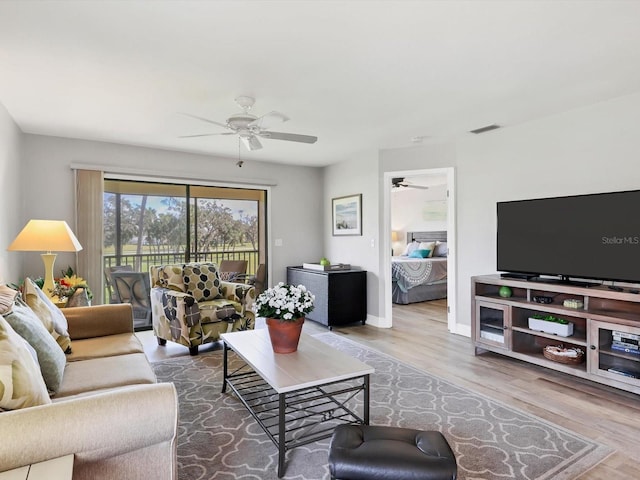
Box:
2, 1, 640, 167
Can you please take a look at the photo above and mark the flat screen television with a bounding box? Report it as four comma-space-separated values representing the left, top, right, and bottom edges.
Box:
497, 190, 640, 285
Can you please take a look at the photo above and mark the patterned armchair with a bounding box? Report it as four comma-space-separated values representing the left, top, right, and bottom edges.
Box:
149, 263, 256, 355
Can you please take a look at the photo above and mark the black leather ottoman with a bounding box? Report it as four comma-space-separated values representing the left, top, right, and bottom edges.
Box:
329, 425, 457, 480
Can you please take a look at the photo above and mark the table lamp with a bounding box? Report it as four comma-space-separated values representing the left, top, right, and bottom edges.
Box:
8, 220, 83, 299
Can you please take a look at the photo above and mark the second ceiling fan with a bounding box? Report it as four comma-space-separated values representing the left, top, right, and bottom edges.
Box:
181, 96, 318, 151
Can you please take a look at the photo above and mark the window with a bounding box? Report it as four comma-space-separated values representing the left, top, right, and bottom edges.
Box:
103, 179, 266, 282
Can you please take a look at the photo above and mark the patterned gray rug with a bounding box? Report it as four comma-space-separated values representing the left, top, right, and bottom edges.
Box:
152, 332, 613, 480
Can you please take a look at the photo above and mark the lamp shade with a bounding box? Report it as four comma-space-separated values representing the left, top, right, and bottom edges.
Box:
8, 220, 83, 253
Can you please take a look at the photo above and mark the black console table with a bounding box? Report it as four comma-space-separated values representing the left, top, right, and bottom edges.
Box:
286, 267, 367, 329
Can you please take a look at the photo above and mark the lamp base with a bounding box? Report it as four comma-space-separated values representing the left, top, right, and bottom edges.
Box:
41, 252, 57, 299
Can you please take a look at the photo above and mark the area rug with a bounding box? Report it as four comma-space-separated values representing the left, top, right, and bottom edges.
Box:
152, 333, 613, 480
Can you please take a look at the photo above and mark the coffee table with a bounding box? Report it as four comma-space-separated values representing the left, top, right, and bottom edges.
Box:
221, 329, 374, 478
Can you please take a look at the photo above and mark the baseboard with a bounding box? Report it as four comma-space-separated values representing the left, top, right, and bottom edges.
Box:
451, 323, 471, 338
365, 314, 390, 328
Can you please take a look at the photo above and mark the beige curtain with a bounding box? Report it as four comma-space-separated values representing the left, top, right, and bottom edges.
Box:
75, 169, 104, 304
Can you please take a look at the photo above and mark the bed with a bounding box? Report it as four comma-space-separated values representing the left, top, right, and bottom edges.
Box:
392, 231, 448, 304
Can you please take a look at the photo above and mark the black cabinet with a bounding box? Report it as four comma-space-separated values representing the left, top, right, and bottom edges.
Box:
286, 267, 367, 329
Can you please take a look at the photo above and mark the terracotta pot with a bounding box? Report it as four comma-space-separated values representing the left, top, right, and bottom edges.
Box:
265, 317, 305, 353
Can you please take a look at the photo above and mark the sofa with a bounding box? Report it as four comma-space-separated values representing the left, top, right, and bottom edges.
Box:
150, 262, 256, 355
0, 283, 178, 480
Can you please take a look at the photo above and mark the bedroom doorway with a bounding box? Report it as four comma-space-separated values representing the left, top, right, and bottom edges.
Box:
383, 168, 456, 333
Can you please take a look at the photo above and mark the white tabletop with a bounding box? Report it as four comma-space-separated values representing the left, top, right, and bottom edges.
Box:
221, 329, 374, 393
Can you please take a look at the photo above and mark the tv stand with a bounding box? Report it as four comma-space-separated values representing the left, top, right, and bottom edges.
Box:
472, 274, 640, 395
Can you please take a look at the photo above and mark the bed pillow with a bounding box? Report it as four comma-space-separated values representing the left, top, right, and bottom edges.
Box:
0, 316, 52, 410
418, 242, 436, 257
402, 241, 419, 256
409, 249, 431, 258
434, 241, 448, 257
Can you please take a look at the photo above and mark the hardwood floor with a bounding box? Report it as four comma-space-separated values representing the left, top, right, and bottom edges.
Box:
139, 299, 640, 479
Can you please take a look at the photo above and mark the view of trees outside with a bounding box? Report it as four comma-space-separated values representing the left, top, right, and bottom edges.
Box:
104, 192, 258, 268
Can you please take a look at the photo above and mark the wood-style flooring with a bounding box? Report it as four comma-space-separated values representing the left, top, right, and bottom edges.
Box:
138, 299, 639, 479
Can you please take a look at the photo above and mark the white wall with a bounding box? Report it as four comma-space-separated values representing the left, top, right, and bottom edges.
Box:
382, 91, 640, 333
20, 134, 324, 287
0, 101, 23, 284
323, 149, 381, 321
391, 183, 447, 255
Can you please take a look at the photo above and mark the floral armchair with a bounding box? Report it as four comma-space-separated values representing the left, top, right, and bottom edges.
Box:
149, 263, 256, 355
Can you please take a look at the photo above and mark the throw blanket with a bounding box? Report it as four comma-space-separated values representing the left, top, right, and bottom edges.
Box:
391, 257, 447, 292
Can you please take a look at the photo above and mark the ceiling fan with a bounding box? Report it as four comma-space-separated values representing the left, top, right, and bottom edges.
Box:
392, 177, 430, 190
180, 96, 318, 151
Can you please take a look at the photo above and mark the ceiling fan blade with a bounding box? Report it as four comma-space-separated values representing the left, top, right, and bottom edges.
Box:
178, 132, 235, 138
260, 131, 318, 144
180, 113, 229, 129
241, 135, 263, 151
249, 111, 289, 130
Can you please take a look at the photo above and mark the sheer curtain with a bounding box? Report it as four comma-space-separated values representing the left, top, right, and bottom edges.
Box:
75, 169, 104, 304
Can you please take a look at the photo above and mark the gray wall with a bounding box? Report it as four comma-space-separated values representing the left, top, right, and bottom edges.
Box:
18, 134, 324, 287
0, 102, 23, 284
323, 149, 382, 322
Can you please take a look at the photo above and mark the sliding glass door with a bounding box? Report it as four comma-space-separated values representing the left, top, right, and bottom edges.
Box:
103, 179, 267, 327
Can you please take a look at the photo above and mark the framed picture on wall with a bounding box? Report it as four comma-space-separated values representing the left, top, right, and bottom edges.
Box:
332, 194, 362, 236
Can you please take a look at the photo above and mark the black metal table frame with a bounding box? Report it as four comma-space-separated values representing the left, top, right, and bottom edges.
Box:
222, 342, 370, 478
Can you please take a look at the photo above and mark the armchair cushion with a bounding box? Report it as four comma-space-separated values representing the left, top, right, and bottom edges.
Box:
183, 263, 223, 301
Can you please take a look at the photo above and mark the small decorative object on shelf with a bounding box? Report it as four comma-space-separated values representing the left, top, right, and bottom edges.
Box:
543, 345, 585, 364
563, 298, 584, 309
302, 262, 351, 271
498, 286, 512, 298
528, 314, 574, 337
254, 282, 315, 353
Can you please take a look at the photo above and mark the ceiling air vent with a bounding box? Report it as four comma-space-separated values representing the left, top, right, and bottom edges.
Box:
469, 124, 501, 134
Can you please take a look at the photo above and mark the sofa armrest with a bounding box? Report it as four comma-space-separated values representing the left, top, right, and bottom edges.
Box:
0, 383, 178, 478
63, 304, 134, 340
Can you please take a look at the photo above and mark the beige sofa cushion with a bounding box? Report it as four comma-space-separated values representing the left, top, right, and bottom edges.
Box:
66, 333, 144, 362
0, 316, 51, 410
56, 353, 156, 398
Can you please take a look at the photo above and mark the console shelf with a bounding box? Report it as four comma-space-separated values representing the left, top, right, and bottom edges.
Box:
472, 274, 640, 395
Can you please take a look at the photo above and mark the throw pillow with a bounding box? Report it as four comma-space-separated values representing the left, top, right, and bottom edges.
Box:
409, 249, 431, 258
219, 271, 240, 282
0, 315, 51, 410
4, 298, 67, 394
184, 263, 222, 302
0, 284, 18, 315
22, 277, 72, 354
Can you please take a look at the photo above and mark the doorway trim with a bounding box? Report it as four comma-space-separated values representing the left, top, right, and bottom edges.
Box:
383, 167, 457, 333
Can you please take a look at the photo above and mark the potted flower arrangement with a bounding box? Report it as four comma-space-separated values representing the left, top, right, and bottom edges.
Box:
253, 282, 315, 353
528, 314, 573, 337
40, 267, 93, 306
